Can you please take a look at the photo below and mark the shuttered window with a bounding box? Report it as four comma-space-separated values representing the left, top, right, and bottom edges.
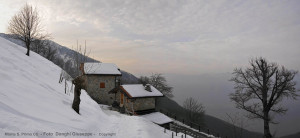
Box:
100, 82, 105, 88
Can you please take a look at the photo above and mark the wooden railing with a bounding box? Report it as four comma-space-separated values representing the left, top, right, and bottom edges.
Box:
159, 109, 226, 138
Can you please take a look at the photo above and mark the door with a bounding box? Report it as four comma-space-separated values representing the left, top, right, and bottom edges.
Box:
120, 93, 124, 104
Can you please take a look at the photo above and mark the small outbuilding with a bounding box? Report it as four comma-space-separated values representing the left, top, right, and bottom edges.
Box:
140, 112, 173, 129
109, 84, 163, 115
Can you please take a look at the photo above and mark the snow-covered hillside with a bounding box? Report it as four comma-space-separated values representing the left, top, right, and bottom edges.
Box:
0, 33, 140, 84
0, 37, 183, 138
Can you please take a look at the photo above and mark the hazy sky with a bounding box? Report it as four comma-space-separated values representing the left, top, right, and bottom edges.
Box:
1, 0, 300, 136
1, 0, 299, 75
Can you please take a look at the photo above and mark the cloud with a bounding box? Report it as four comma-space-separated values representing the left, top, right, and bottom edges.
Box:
1, 0, 300, 75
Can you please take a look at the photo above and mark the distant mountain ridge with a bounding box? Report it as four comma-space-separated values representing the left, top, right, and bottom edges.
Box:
156, 96, 263, 138
0, 33, 139, 84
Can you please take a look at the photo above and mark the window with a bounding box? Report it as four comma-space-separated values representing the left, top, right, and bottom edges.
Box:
100, 82, 105, 88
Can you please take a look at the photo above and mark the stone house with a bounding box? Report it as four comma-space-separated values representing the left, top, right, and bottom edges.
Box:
79, 63, 173, 127
109, 84, 164, 115
79, 62, 122, 105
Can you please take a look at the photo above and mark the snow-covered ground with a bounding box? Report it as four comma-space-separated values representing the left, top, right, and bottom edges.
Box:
0, 37, 191, 138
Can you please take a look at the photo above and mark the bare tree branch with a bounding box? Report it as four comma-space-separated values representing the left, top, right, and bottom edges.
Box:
7, 3, 49, 56
183, 97, 205, 123
139, 73, 173, 98
229, 57, 299, 138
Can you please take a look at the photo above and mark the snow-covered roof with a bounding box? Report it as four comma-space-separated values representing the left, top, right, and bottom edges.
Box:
83, 63, 121, 75
121, 84, 164, 98
141, 112, 173, 125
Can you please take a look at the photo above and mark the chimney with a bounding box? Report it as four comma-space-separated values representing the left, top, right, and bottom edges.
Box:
145, 84, 152, 92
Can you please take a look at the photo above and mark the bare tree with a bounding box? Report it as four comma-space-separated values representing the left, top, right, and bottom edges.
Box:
45, 45, 57, 61
70, 40, 92, 114
7, 3, 48, 56
226, 112, 249, 138
183, 97, 205, 123
139, 76, 150, 85
139, 73, 173, 98
59, 69, 73, 94
31, 39, 57, 61
229, 57, 299, 138
72, 40, 91, 77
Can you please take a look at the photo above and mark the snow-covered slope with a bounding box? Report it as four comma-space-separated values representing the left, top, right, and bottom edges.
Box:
0, 33, 140, 84
0, 37, 178, 138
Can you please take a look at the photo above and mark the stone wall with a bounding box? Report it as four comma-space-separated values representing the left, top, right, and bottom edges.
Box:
131, 98, 155, 111
114, 91, 156, 112
86, 75, 119, 105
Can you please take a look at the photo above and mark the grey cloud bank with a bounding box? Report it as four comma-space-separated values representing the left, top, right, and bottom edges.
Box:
1, 0, 299, 75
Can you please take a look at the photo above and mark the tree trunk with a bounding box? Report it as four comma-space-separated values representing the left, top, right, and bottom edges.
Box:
72, 85, 81, 114
263, 112, 272, 138
26, 43, 30, 56
26, 46, 29, 56
65, 79, 67, 94
71, 76, 86, 114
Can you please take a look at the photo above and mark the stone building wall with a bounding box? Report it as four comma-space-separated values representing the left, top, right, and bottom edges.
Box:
85, 75, 119, 105
114, 91, 121, 103
130, 98, 155, 111
114, 91, 156, 112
